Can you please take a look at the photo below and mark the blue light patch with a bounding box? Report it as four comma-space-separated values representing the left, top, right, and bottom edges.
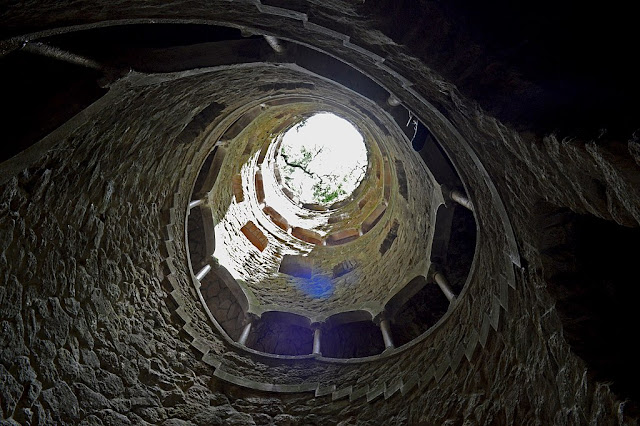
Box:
297, 274, 334, 299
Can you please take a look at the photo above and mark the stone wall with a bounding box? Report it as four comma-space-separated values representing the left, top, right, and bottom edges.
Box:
246, 321, 313, 357
202, 87, 435, 317
1, 1, 639, 425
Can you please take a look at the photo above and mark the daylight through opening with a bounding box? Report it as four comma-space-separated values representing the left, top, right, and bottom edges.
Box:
276, 113, 367, 206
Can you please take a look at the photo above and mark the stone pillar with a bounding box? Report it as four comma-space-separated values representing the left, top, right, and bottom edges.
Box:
387, 94, 401, 107
195, 264, 211, 281
23, 41, 103, 70
189, 198, 204, 209
238, 321, 252, 346
312, 326, 322, 355
264, 35, 284, 53
379, 318, 395, 350
434, 271, 456, 302
449, 189, 473, 211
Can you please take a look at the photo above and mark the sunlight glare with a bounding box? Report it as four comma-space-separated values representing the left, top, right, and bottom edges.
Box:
277, 113, 367, 205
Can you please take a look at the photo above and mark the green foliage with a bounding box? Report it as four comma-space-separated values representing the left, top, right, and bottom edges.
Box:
283, 145, 313, 169
278, 123, 365, 205
312, 182, 345, 204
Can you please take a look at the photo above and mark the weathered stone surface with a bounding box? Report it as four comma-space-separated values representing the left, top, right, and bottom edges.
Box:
0, 1, 638, 425
41, 381, 80, 421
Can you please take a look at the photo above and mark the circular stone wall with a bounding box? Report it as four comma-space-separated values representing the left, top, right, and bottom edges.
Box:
2, 2, 637, 424
192, 89, 440, 318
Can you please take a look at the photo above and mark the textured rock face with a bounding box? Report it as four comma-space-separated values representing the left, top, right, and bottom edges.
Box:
1, 1, 639, 425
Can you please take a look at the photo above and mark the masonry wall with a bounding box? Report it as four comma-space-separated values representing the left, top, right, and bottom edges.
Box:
1, 1, 639, 425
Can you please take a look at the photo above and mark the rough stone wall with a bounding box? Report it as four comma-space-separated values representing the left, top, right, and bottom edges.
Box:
200, 83, 434, 317
246, 322, 313, 357
1, 1, 639, 425
320, 321, 385, 359
390, 282, 450, 348
201, 273, 245, 342
0, 68, 311, 425
187, 208, 208, 272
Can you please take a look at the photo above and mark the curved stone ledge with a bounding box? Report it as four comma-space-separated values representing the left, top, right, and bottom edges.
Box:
171, 53, 482, 366
170, 105, 511, 403
168, 95, 488, 372
170, 196, 512, 400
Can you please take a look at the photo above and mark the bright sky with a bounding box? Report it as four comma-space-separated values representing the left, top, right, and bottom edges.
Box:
277, 113, 367, 205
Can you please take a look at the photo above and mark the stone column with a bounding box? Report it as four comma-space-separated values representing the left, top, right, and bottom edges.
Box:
195, 264, 211, 281
23, 41, 103, 70
238, 321, 252, 346
379, 318, 395, 350
264, 35, 284, 53
433, 271, 456, 302
189, 198, 204, 209
449, 189, 473, 211
387, 94, 401, 107
312, 326, 322, 355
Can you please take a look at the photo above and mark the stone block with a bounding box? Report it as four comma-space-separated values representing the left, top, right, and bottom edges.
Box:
434, 355, 451, 383
358, 189, 372, 209
282, 187, 295, 200
232, 174, 244, 202
291, 227, 323, 245
302, 202, 327, 211
263, 206, 289, 231
315, 384, 336, 397
450, 342, 466, 372
361, 204, 386, 233
384, 377, 402, 399
240, 221, 268, 251
366, 383, 385, 402
326, 228, 359, 246
419, 366, 435, 390
401, 375, 418, 395
479, 313, 491, 347
349, 385, 368, 402
332, 260, 356, 278
41, 381, 79, 421
331, 386, 352, 401
255, 172, 265, 203
465, 330, 480, 362
490, 296, 501, 330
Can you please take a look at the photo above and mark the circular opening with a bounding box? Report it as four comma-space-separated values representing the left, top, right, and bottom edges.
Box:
276, 113, 367, 207
186, 96, 477, 361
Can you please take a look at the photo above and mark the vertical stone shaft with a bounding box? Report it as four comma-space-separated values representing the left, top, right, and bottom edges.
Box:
264, 35, 284, 53
195, 264, 211, 281
313, 327, 322, 355
189, 199, 204, 209
238, 321, 252, 346
434, 271, 456, 302
23, 41, 104, 70
450, 189, 473, 211
379, 319, 395, 349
